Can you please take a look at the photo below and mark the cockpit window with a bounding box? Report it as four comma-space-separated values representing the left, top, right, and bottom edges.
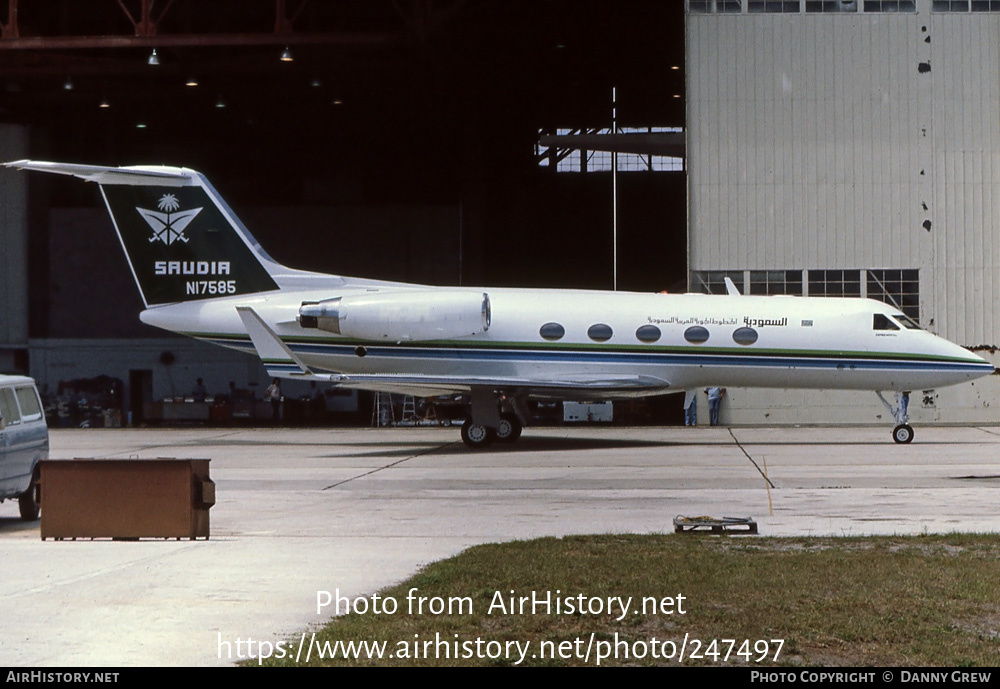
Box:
893, 313, 921, 330
873, 314, 900, 331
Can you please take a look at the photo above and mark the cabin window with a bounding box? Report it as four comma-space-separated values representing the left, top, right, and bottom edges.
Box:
588, 324, 614, 342
539, 322, 565, 341
732, 327, 758, 345
684, 326, 710, 344
873, 314, 900, 331
635, 325, 661, 343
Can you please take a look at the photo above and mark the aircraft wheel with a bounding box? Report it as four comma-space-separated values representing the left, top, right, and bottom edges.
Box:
495, 413, 523, 443
18, 475, 39, 521
892, 424, 914, 444
461, 419, 496, 449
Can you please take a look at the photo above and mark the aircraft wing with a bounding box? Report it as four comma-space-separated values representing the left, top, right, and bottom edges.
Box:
323, 373, 672, 400
236, 306, 671, 397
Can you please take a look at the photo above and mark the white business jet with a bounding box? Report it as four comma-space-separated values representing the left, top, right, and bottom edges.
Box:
5, 160, 993, 447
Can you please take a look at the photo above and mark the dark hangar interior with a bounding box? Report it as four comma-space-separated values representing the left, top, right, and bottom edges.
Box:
1, 0, 686, 345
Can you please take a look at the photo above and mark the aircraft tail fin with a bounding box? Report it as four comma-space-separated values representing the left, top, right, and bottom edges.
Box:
4, 160, 281, 307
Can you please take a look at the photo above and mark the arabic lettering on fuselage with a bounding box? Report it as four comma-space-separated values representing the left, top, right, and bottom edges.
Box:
645, 316, 790, 327
647, 316, 739, 326
743, 317, 789, 328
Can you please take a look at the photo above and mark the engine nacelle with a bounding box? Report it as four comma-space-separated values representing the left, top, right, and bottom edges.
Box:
299, 290, 491, 342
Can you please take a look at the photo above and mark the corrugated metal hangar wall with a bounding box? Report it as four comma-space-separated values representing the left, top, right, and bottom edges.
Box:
686, 0, 1000, 425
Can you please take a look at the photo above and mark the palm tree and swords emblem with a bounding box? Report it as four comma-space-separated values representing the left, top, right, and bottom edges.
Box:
136, 194, 203, 245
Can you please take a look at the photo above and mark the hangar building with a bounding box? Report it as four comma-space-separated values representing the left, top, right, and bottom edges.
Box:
0, 1, 995, 428
686, 0, 1000, 425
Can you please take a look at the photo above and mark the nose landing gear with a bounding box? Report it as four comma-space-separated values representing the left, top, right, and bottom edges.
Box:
891, 423, 914, 444
877, 391, 913, 444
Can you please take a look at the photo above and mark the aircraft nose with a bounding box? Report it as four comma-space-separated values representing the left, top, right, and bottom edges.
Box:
975, 352, 995, 372
954, 343, 995, 376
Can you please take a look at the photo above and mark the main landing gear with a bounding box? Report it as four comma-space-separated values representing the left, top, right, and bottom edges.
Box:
460, 419, 496, 448
876, 391, 913, 444
460, 389, 527, 449
495, 413, 523, 443
460, 413, 523, 449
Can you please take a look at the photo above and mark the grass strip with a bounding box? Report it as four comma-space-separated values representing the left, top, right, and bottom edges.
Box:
256, 533, 1000, 667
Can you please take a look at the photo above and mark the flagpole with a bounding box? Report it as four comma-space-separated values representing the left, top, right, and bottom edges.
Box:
612, 86, 617, 292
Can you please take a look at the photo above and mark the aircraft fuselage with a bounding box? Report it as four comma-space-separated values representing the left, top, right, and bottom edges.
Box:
140, 281, 992, 397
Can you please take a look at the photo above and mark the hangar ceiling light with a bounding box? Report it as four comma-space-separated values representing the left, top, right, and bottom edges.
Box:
148, 49, 160, 66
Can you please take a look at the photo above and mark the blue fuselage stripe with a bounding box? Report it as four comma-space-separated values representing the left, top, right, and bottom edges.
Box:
202, 337, 991, 374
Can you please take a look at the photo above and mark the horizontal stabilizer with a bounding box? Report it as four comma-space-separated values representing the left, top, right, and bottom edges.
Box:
236, 307, 322, 380
4, 160, 195, 186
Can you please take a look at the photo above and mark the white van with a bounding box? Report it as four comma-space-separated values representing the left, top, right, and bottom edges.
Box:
0, 375, 49, 520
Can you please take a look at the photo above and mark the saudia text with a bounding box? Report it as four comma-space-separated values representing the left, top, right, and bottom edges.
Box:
154, 260, 231, 276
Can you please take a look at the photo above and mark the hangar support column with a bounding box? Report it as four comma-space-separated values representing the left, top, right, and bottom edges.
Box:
0, 124, 29, 372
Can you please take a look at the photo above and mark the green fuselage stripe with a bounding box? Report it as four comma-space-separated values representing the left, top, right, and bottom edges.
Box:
181, 331, 984, 366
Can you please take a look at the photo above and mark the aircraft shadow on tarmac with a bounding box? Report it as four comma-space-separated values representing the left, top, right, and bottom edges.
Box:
322, 430, 999, 459
324, 434, 683, 459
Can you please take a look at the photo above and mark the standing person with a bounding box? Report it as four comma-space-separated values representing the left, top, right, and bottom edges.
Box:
266, 378, 282, 422
191, 378, 207, 402
704, 387, 725, 426
684, 392, 698, 426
